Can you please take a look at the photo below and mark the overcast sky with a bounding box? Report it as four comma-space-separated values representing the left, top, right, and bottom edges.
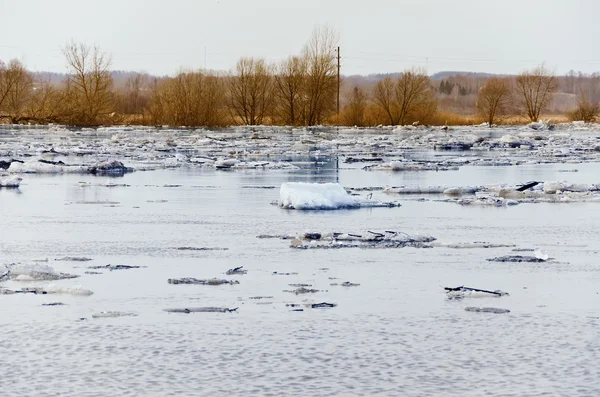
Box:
1, 0, 598, 76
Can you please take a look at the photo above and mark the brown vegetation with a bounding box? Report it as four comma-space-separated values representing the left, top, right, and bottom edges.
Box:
476, 77, 513, 126
515, 65, 559, 122
2, 33, 600, 128
567, 90, 599, 123
61, 42, 116, 126
150, 70, 227, 127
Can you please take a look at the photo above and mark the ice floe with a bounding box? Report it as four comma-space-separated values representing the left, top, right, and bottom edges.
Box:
279, 182, 400, 210
0, 175, 22, 187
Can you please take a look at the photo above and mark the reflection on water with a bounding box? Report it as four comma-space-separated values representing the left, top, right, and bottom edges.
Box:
1, 156, 600, 396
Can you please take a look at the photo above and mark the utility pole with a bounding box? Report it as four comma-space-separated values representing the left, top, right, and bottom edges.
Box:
337, 46, 341, 115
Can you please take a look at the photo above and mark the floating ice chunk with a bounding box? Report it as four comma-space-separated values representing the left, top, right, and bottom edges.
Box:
534, 249, 549, 261
164, 307, 238, 313
89, 160, 134, 175
214, 158, 240, 169
231, 161, 300, 170
0, 175, 22, 187
443, 187, 478, 196
8, 160, 88, 174
445, 286, 509, 300
8, 264, 79, 281
465, 307, 510, 314
279, 183, 360, 210
92, 311, 137, 318
543, 181, 565, 194
499, 135, 520, 144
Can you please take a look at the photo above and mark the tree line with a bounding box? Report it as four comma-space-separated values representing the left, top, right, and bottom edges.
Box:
1, 26, 598, 127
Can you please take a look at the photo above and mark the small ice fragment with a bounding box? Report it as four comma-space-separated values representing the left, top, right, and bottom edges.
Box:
534, 249, 549, 261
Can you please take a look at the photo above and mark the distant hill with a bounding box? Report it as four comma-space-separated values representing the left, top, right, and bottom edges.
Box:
430, 71, 509, 80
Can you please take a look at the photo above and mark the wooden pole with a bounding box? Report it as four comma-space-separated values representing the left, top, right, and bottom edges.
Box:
337, 46, 341, 115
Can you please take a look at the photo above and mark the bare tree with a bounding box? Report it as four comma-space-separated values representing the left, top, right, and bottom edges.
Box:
515, 65, 558, 122
62, 41, 115, 125
228, 57, 274, 125
302, 25, 338, 126
395, 68, 436, 125
117, 73, 149, 115
372, 77, 400, 125
342, 86, 368, 126
26, 78, 68, 123
0, 59, 33, 121
476, 77, 513, 126
568, 89, 600, 123
150, 70, 227, 127
273, 56, 307, 125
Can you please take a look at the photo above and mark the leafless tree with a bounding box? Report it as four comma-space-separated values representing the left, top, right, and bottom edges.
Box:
342, 86, 368, 126
273, 56, 307, 125
302, 25, 338, 126
150, 70, 227, 127
62, 41, 115, 125
27, 79, 68, 122
0, 59, 33, 121
476, 77, 513, 126
515, 65, 558, 122
395, 68, 436, 125
568, 89, 599, 123
372, 77, 401, 125
117, 73, 150, 115
228, 57, 274, 125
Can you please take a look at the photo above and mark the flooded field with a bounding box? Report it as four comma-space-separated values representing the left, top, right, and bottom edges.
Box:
2, 124, 600, 396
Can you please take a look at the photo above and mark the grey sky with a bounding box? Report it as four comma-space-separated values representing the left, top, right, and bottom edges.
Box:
1, 0, 598, 76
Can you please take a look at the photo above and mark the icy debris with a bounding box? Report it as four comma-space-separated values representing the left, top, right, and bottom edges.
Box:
284, 287, 323, 294
1, 287, 40, 295
8, 160, 88, 174
487, 255, 548, 263
88, 160, 134, 176
528, 119, 555, 131
534, 249, 549, 261
3, 264, 79, 281
92, 311, 138, 318
465, 307, 510, 314
167, 278, 240, 285
88, 264, 144, 271
288, 230, 436, 249
445, 286, 509, 300
279, 182, 400, 210
280, 182, 359, 210
543, 181, 590, 194
231, 161, 300, 170
174, 246, 229, 251
7, 159, 133, 176
369, 160, 459, 172
226, 266, 247, 275
432, 242, 515, 249
214, 158, 240, 169
311, 302, 337, 308
457, 196, 519, 207
0, 175, 22, 187
164, 307, 238, 313
55, 257, 92, 262
7, 286, 94, 296
384, 186, 478, 195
